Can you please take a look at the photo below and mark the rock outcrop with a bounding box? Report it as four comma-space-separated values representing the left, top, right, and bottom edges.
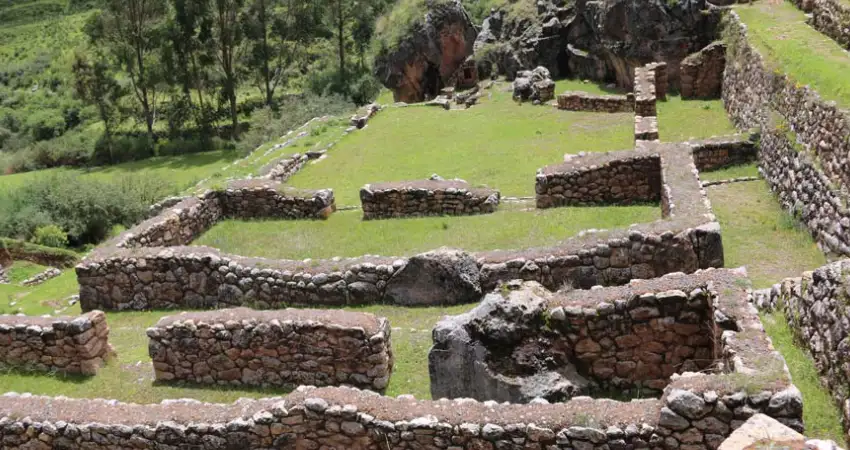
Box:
384, 248, 482, 306
512, 66, 556, 103
473, 0, 722, 88
374, 1, 478, 103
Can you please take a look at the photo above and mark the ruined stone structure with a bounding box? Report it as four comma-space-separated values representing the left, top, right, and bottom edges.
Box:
646, 62, 669, 100
148, 308, 393, 391
634, 66, 658, 118
536, 153, 662, 207
259, 153, 309, 182
689, 135, 757, 172
790, 0, 850, 50
681, 42, 726, 99
0, 311, 112, 376
0, 370, 804, 450
557, 92, 636, 112
723, 12, 850, 256
636, 116, 660, 142
360, 180, 500, 220
761, 260, 850, 439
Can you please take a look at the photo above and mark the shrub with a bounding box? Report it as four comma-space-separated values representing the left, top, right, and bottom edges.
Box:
0, 172, 176, 246
31, 225, 69, 249
93, 134, 155, 165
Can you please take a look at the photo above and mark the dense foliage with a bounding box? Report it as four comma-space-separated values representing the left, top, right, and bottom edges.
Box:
0, 0, 393, 174
0, 171, 177, 246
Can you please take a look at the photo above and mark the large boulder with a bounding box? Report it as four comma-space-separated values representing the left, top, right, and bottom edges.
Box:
512, 66, 555, 103
473, 0, 722, 88
373, 1, 478, 103
429, 281, 591, 402
384, 248, 482, 306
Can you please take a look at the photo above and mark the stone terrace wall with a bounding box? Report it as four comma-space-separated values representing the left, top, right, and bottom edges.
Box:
723, 12, 850, 256
808, 0, 850, 50
647, 62, 669, 101
430, 276, 716, 403
120, 194, 224, 248
690, 135, 757, 172
259, 153, 309, 182
767, 260, 850, 438
148, 307, 392, 392
556, 91, 635, 112
222, 180, 335, 220
536, 152, 662, 208
636, 116, 660, 142
0, 311, 112, 375
681, 42, 726, 99
360, 180, 500, 220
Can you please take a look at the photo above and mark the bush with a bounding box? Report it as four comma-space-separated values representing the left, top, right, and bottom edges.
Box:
0, 172, 176, 246
32, 225, 69, 249
93, 134, 155, 165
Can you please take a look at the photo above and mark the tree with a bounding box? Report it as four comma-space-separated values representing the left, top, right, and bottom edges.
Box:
72, 52, 122, 163
166, 0, 215, 129
86, 0, 168, 139
242, 0, 321, 106
211, 0, 245, 137
327, 0, 353, 90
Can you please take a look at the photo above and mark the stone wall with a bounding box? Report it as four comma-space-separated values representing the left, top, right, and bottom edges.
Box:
430, 274, 716, 403
635, 66, 658, 117
119, 193, 224, 248
647, 62, 669, 101
147, 307, 393, 392
636, 116, 660, 142
681, 42, 726, 99
360, 180, 500, 219
690, 135, 757, 172
536, 152, 662, 208
0, 311, 112, 375
766, 260, 850, 439
808, 0, 850, 50
723, 12, 850, 256
556, 91, 635, 112
221, 180, 335, 220
0, 374, 802, 450
260, 153, 309, 182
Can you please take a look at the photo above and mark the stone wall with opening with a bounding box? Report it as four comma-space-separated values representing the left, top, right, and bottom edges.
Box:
147, 307, 393, 392
0, 311, 112, 376
723, 12, 850, 256
360, 180, 500, 220
77, 137, 725, 311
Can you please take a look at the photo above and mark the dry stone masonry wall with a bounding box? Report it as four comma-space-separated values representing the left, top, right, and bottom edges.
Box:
689, 135, 757, 172
536, 152, 662, 208
681, 42, 726, 99
764, 260, 850, 440
0, 311, 112, 376
221, 180, 335, 220
259, 153, 309, 182
723, 12, 850, 256
360, 180, 500, 220
430, 273, 718, 403
148, 307, 393, 392
557, 91, 636, 112
634, 66, 658, 118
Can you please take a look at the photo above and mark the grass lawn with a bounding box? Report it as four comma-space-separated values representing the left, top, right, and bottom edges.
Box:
735, 1, 850, 108
0, 302, 474, 402
0, 150, 242, 193
658, 97, 737, 142
761, 313, 847, 445
193, 203, 659, 260
700, 163, 761, 182
287, 85, 636, 206
707, 180, 826, 288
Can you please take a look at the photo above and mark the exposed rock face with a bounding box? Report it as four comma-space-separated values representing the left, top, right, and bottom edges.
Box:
374, 1, 478, 103
430, 281, 591, 403
384, 248, 482, 306
474, 0, 722, 88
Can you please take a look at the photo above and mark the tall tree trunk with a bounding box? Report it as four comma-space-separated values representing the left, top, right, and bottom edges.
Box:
336, 0, 345, 88
261, 0, 273, 106
228, 83, 238, 137
135, 44, 155, 138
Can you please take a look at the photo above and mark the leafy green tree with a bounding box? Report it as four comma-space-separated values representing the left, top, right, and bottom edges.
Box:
85, 0, 168, 139
242, 0, 322, 106
166, 0, 215, 127
211, 0, 245, 137
71, 51, 122, 162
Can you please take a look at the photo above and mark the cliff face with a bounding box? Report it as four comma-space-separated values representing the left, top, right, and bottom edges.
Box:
474, 0, 722, 88
373, 1, 478, 103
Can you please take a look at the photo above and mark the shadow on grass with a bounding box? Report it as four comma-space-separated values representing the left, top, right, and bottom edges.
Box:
149, 379, 293, 398
0, 365, 91, 384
